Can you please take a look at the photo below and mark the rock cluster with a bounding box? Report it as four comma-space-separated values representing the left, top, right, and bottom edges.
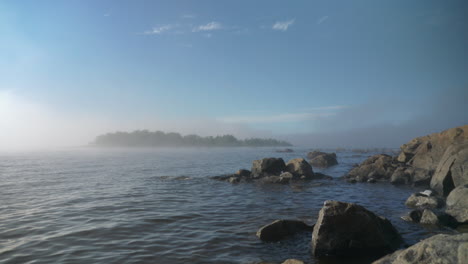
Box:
212, 157, 332, 184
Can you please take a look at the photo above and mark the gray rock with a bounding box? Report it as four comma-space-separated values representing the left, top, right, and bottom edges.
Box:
390, 167, 411, 185
235, 169, 251, 178
401, 209, 423, 223
228, 177, 240, 184
404, 193, 444, 209
308, 151, 338, 168
372, 233, 468, 264
446, 184, 468, 223
279, 172, 294, 184
419, 209, 439, 225
285, 158, 314, 178
311, 200, 402, 257
431, 143, 468, 196
251, 158, 286, 178
346, 154, 394, 182
281, 260, 304, 264
256, 219, 314, 242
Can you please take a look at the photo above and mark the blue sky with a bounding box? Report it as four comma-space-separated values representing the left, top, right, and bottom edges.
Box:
1, 0, 467, 149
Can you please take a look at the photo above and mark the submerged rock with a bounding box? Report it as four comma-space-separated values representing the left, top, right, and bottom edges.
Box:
311, 200, 402, 257
446, 184, 468, 223
308, 151, 338, 168
372, 233, 468, 264
256, 219, 314, 242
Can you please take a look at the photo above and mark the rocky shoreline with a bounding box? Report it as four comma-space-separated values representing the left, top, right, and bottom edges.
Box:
213, 125, 468, 263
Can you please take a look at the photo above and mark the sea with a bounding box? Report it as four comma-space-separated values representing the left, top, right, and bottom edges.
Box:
0, 147, 453, 264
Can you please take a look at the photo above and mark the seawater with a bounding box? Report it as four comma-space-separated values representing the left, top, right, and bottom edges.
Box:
0, 148, 451, 264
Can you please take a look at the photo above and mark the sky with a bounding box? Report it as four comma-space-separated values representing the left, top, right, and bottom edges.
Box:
1, 0, 467, 149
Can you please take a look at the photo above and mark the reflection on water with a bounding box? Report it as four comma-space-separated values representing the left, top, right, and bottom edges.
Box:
0, 148, 451, 264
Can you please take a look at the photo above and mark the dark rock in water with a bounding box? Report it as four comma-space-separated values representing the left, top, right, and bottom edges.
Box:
401, 209, 423, 223
308, 151, 338, 168
228, 177, 240, 184
313, 172, 333, 180
235, 169, 251, 178
372, 233, 468, 264
419, 209, 440, 225
286, 158, 314, 179
276, 148, 294, 153
445, 184, 468, 223
311, 200, 402, 257
430, 143, 468, 196
251, 158, 286, 178
367, 178, 377, 183
404, 193, 444, 209
279, 172, 294, 184
346, 154, 394, 182
256, 219, 314, 242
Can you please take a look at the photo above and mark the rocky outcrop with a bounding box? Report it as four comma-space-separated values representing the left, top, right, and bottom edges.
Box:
256, 219, 313, 242
346, 154, 396, 182
346, 125, 468, 187
285, 158, 314, 179
372, 233, 468, 264
430, 142, 468, 196
404, 192, 444, 209
446, 184, 468, 223
251, 158, 287, 178
311, 201, 402, 257
308, 151, 338, 168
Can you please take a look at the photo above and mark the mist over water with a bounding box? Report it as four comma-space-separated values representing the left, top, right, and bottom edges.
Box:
0, 148, 452, 264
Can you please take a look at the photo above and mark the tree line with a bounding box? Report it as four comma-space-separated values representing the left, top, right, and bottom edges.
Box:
93, 130, 292, 147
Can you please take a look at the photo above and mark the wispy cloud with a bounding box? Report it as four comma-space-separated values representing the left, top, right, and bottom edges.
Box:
272, 19, 295, 31
192, 21, 222, 32
181, 14, 196, 19
317, 16, 329, 25
219, 112, 334, 124
143, 24, 174, 35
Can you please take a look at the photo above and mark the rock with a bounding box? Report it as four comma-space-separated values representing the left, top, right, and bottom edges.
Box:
446, 184, 468, 223
281, 260, 304, 264
419, 190, 433, 196
235, 169, 251, 178
372, 233, 468, 264
346, 154, 394, 182
390, 167, 411, 185
251, 158, 286, 178
430, 143, 468, 196
285, 158, 314, 178
311, 200, 402, 257
228, 177, 240, 184
397, 151, 413, 163
276, 148, 294, 153
256, 219, 314, 242
313, 172, 333, 180
368, 178, 377, 183
404, 193, 444, 209
401, 210, 423, 223
279, 172, 294, 184
419, 209, 440, 225
308, 151, 338, 168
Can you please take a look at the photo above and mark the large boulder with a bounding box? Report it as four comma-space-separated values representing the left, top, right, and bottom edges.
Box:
404, 192, 444, 209
372, 233, 468, 264
445, 184, 468, 223
346, 154, 395, 182
308, 151, 338, 168
251, 158, 286, 178
256, 219, 314, 242
400, 125, 468, 173
430, 142, 468, 196
285, 158, 314, 178
311, 201, 402, 257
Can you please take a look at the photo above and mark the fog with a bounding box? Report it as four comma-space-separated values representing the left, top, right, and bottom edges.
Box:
1, 86, 466, 151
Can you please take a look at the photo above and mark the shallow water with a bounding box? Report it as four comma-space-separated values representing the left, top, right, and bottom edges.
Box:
0, 148, 453, 264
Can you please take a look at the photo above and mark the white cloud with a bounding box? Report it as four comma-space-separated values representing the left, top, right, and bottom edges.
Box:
192, 21, 222, 32
272, 19, 295, 31
317, 16, 329, 25
143, 24, 174, 35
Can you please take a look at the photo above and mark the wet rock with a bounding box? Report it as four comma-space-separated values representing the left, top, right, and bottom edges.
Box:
401, 210, 423, 223
308, 151, 338, 168
228, 177, 240, 184
285, 158, 314, 179
251, 158, 286, 178
311, 200, 402, 257
256, 219, 314, 242
430, 143, 468, 196
419, 209, 440, 225
367, 178, 377, 183
346, 154, 394, 182
372, 233, 468, 264
446, 184, 468, 223
235, 169, 251, 178
281, 260, 304, 264
404, 193, 444, 209
312, 172, 333, 180
279, 172, 294, 184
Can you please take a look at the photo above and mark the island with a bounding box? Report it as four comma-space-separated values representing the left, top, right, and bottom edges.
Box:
92, 130, 292, 147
